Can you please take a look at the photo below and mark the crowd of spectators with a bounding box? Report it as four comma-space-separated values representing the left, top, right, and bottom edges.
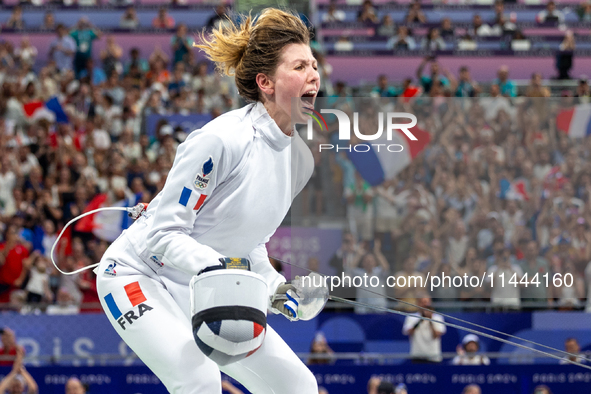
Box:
312, 66, 591, 313
324, 0, 588, 80
0, 12, 238, 312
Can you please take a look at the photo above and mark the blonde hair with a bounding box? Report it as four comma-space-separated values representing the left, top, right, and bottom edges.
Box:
195, 8, 311, 102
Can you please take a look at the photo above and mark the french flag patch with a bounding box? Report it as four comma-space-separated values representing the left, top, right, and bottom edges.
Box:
179, 187, 208, 211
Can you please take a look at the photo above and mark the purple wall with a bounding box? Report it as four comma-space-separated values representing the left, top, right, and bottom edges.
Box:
5, 32, 590, 84
2, 33, 207, 66
325, 55, 591, 84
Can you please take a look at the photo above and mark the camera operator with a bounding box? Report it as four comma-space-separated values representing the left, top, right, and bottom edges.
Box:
402, 295, 446, 363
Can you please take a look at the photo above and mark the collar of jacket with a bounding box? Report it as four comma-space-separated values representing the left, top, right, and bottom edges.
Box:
250, 101, 293, 152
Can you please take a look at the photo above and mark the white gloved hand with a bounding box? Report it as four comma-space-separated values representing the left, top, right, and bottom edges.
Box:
270, 282, 301, 321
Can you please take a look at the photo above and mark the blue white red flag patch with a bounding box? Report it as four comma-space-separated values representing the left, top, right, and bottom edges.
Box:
178, 186, 208, 211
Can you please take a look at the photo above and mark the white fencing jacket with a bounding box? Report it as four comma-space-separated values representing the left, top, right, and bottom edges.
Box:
124, 102, 314, 295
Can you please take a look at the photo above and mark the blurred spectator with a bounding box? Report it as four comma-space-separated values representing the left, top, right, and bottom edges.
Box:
125, 47, 150, 75
402, 296, 446, 363
120, 6, 140, 30
556, 31, 575, 80
79, 58, 107, 87
308, 332, 334, 365
14, 36, 37, 70
70, 17, 102, 78
323, 1, 346, 23
431, 261, 459, 301
171, 24, 194, 66
189, 62, 212, 95
329, 232, 358, 276
357, 0, 378, 24
492, 1, 516, 36
487, 246, 523, 309
377, 15, 395, 37
5, 6, 25, 30
42, 12, 56, 30
554, 260, 584, 309
575, 76, 590, 104
206, 4, 230, 30
0, 353, 38, 394
440, 17, 455, 39
50, 24, 77, 74
314, 50, 333, 97
46, 287, 80, 315
368, 377, 381, 394
152, 7, 175, 29
577, 1, 591, 22
0, 156, 17, 217
168, 63, 188, 97
416, 57, 449, 95
511, 31, 531, 51
536, 1, 564, 24
221, 381, 244, 394
447, 220, 469, 268
65, 377, 87, 394
404, 0, 426, 24
374, 179, 401, 245
469, 14, 492, 37
494, 65, 517, 97
452, 334, 490, 365
459, 258, 489, 303
376, 381, 394, 394
533, 385, 552, 394
518, 240, 551, 307
345, 172, 374, 241
421, 28, 445, 51
454, 66, 478, 97
395, 251, 425, 306
387, 26, 417, 50
346, 239, 389, 314
476, 84, 513, 122
394, 383, 407, 394
559, 337, 587, 364
0, 226, 32, 304
318, 388, 329, 394
462, 385, 481, 394
371, 75, 398, 97
457, 34, 477, 51
24, 252, 52, 305
525, 73, 551, 98
0, 327, 24, 367
100, 36, 123, 78
334, 35, 354, 52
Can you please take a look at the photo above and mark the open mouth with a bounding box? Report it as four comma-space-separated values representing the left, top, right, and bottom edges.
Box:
301, 90, 317, 109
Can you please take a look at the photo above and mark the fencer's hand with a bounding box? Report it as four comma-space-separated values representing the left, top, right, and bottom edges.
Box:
270, 282, 300, 321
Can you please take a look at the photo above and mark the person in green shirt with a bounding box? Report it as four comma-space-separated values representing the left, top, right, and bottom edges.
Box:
70, 17, 102, 78
171, 24, 194, 66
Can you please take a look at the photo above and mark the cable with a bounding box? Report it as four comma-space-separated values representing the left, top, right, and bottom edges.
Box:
50, 203, 147, 276
329, 295, 591, 370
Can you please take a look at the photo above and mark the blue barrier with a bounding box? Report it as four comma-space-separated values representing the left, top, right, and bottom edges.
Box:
2, 311, 591, 367
0, 364, 590, 394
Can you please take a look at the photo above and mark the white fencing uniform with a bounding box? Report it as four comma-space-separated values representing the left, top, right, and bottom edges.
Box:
96, 102, 317, 394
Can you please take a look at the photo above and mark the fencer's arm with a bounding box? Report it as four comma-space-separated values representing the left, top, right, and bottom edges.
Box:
248, 241, 286, 299
146, 132, 228, 275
